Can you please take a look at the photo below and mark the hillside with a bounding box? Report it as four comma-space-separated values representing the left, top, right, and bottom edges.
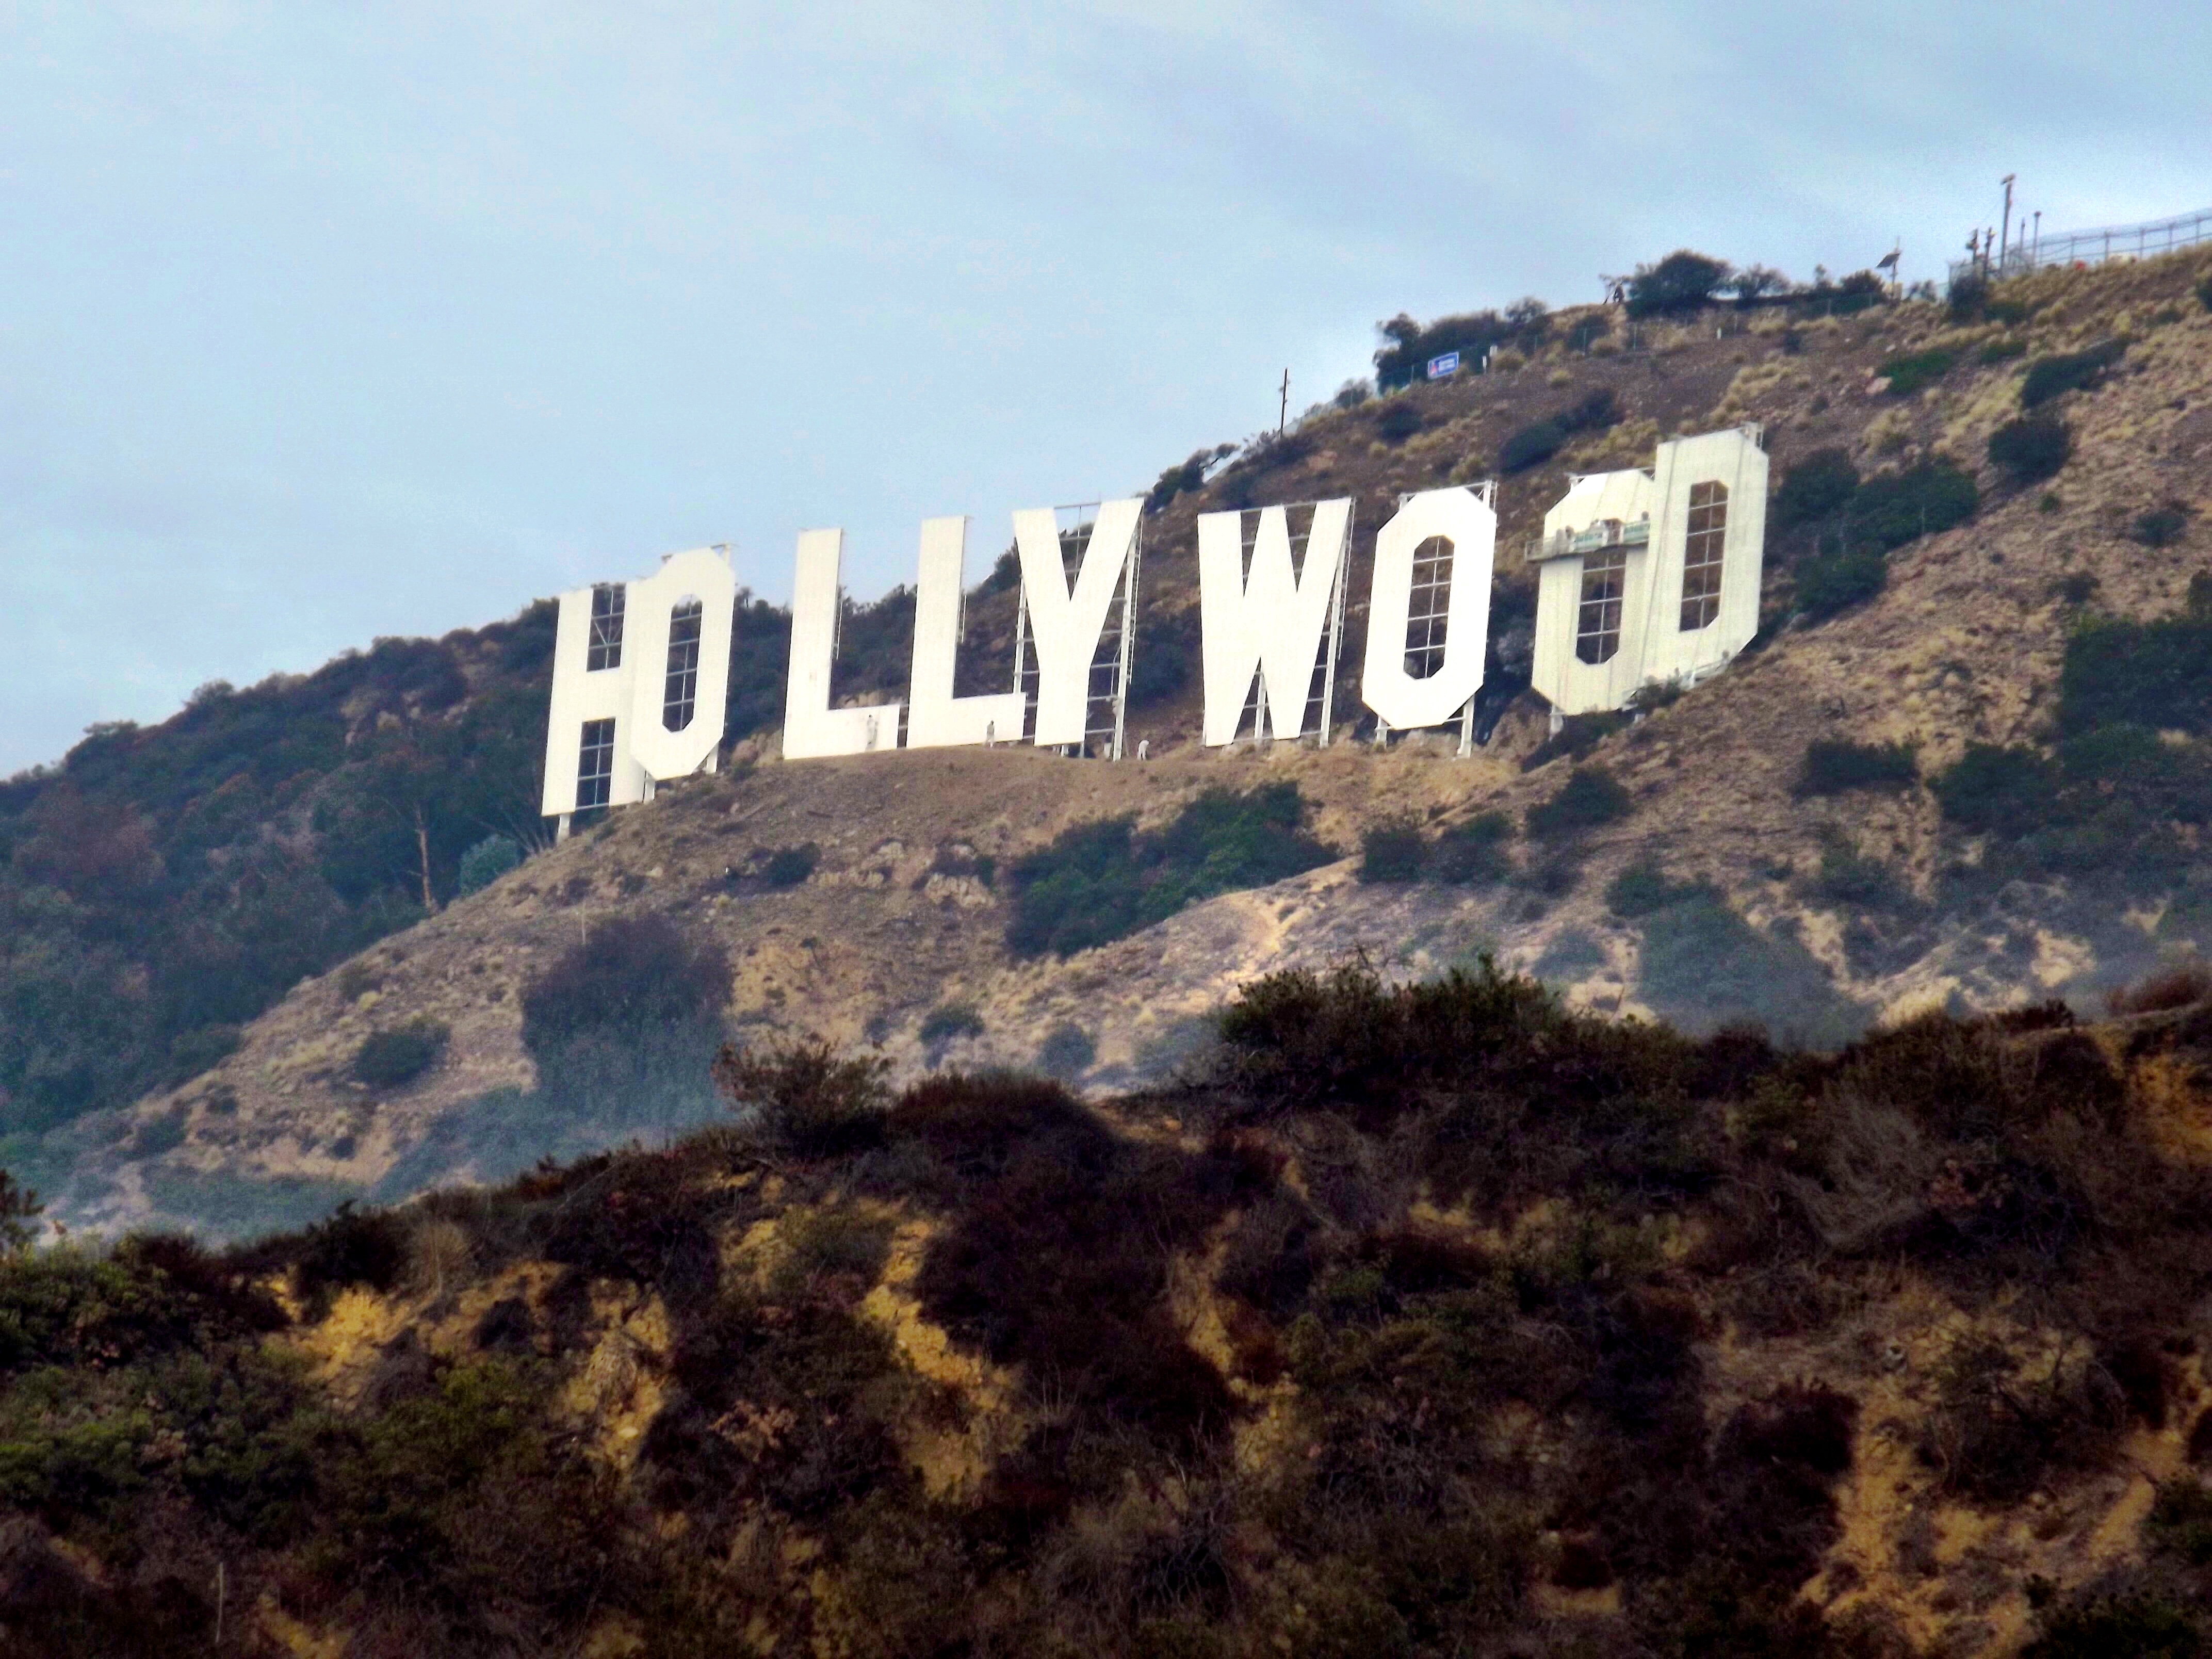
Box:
5, 961, 2209, 1655
27, 246, 2208, 1240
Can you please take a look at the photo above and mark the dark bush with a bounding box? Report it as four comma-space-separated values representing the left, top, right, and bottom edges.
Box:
1036, 1022, 1096, 1081
761, 843, 819, 887
1847, 460, 1978, 547
1520, 711, 1630, 772
715, 1035, 891, 1155
1498, 390, 1616, 474
1933, 743, 2060, 834
1498, 417, 1566, 474
1772, 449, 1859, 527
1605, 860, 1706, 919
1990, 412, 2073, 483
2024, 1590, 2203, 1658
352, 1017, 450, 1089
1947, 270, 1989, 319
2021, 339, 2124, 409
1374, 401, 1424, 444
1795, 544, 1886, 617
1878, 348, 1957, 395
519, 915, 730, 1054
1434, 813, 1511, 884
1526, 767, 1633, 838
1796, 739, 1917, 796
1359, 820, 1428, 883
1627, 250, 1732, 317
2134, 502, 2191, 547
290, 1200, 409, 1305
919, 1002, 986, 1045
2060, 609, 2212, 737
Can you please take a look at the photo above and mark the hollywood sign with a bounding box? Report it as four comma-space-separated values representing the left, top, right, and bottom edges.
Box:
541, 426, 1767, 835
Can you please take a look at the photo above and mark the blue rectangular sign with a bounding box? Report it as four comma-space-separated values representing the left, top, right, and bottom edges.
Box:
1426, 351, 1461, 380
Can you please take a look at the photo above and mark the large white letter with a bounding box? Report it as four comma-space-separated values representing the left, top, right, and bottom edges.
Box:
906, 516, 1026, 749
1197, 499, 1351, 745
1361, 487, 1494, 730
626, 548, 737, 779
782, 528, 901, 759
1013, 498, 1140, 748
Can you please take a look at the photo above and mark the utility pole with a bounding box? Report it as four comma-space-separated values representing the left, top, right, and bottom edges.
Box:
1999, 174, 2016, 268
1278, 369, 1290, 435
2033, 210, 2042, 265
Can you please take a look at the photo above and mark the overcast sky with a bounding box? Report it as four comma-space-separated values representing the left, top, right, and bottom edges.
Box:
4, 2, 2208, 774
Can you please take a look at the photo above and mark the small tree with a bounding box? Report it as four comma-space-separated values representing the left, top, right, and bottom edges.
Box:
1626, 251, 1733, 317
715, 1036, 890, 1156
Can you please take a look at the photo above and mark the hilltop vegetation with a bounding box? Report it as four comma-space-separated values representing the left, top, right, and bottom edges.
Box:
4, 956, 2208, 1655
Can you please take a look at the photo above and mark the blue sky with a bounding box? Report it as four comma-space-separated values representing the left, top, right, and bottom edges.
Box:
4, 1, 2207, 773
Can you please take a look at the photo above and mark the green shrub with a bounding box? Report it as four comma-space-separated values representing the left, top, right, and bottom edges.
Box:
1434, 813, 1511, 884
2133, 502, 2191, 547
456, 834, 522, 896
352, 1018, 450, 1089
2061, 610, 2212, 736
1796, 739, 1916, 795
1007, 784, 1334, 958
1795, 544, 1886, 617
1626, 250, 1731, 317
761, 843, 819, 887
1772, 449, 1858, 527
2020, 339, 2124, 409
1526, 768, 1633, 839
1847, 460, 1977, 547
1990, 412, 2072, 482
1878, 347, 1956, 395
1947, 270, 1988, 319
1359, 821, 1428, 883
919, 1002, 985, 1045
1979, 336, 2027, 364
1932, 744, 2061, 834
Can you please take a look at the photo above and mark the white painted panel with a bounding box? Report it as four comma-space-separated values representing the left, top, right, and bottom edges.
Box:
1360, 487, 1494, 731
1197, 499, 1349, 745
541, 582, 640, 816
782, 528, 900, 759
1014, 497, 1140, 748
906, 515, 1026, 749
627, 547, 737, 779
